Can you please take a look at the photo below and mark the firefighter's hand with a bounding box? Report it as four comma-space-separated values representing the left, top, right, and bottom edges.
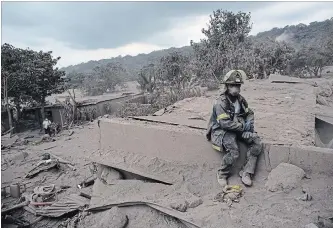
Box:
244, 121, 254, 132
242, 132, 252, 139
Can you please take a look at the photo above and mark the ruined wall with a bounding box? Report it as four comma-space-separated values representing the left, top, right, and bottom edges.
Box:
50, 107, 64, 125
126, 95, 147, 104
78, 94, 147, 120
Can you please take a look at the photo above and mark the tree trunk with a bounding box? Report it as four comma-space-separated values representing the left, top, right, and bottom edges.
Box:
4, 77, 13, 135
314, 68, 318, 78
41, 102, 45, 120
15, 102, 21, 121
6, 103, 13, 135
263, 65, 268, 79
318, 66, 323, 77
258, 65, 264, 79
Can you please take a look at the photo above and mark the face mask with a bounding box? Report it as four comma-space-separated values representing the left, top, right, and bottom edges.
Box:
228, 85, 240, 96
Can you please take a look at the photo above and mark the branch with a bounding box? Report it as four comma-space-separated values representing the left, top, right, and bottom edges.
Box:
67, 90, 77, 105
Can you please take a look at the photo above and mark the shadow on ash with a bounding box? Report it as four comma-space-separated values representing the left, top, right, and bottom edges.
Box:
81, 119, 333, 228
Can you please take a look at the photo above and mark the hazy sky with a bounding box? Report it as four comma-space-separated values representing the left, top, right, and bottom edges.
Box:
2, 1, 333, 67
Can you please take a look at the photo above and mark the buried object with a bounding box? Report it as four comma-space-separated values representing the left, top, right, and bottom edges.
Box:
298, 189, 313, 201
3, 214, 30, 227
78, 176, 97, 189
10, 183, 26, 198
213, 185, 243, 206
41, 153, 51, 160
33, 194, 90, 217
25, 159, 60, 179
88, 179, 202, 228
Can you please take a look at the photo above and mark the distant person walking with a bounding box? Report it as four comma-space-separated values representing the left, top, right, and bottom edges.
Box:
43, 118, 52, 136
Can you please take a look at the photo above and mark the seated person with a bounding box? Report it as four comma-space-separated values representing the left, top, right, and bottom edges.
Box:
206, 70, 262, 187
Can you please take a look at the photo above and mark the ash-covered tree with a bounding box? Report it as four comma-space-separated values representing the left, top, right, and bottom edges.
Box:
159, 52, 191, 90
1, 44, 37, 129
247, 38, 295, 79
1, 44, 24, 131
83, 62, 126, 96
290, 37, 333, 78
137, 63, 160, 93
191, 10, 252, 83
28, 51, 66, 119
65, 71, 86, 89
1, 44, 66, 127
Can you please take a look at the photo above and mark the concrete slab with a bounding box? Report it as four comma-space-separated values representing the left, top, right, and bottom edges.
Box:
264, 144, 333, 175
90, 119, 333, 185
316, 104, 333, 126
316, 104, 333, 120
269, 74, 305, 83
89, 119, 223, 184
316, 115, 333, 125
97, 119, 215, 164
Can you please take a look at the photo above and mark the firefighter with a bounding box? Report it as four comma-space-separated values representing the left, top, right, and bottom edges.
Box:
206, 70, 262, 187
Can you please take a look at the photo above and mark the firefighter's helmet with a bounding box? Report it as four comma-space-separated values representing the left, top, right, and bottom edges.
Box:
222, 70, 247, 84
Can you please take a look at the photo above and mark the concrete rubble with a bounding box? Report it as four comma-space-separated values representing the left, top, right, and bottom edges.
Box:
265, 163, 306, 192
2, 78, 333, 228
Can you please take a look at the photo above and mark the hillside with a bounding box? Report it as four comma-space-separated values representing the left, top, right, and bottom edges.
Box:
62, 46, 193, 77
255, 18, 333, 49
61, 18, 333, 77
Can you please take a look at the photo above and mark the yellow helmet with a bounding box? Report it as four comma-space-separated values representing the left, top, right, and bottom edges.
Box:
222, 70, 247, 84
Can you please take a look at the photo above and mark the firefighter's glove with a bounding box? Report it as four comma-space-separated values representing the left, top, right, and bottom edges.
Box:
242, 132, 252, 139
244, 121, 254, 132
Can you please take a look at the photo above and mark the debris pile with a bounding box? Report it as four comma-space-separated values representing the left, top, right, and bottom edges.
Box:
265, 163, 306, 192
213, 185, 243, 206
315, 79, 333, 107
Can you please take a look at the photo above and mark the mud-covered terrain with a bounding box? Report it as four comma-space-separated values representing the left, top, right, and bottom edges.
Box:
2, 77, 333, 228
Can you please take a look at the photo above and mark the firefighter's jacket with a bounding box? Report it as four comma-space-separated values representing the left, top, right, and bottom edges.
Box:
206, 93, 254, 142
